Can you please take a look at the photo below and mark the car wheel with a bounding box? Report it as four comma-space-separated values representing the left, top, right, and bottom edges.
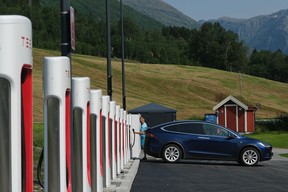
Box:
162, 144, 182, 163
240, 147, 260, 166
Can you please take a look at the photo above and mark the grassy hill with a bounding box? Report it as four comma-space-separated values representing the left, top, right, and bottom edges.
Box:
33, 48, 288, 122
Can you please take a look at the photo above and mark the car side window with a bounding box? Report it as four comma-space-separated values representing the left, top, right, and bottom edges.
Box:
164, 123, 205, 135
204, 124, 229, 137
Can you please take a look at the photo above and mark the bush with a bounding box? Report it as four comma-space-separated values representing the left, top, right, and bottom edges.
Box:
277, 112, 288, 131
255, 112, 288, 132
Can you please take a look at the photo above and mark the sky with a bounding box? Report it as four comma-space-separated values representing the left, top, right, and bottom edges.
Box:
163, 0, 288, 21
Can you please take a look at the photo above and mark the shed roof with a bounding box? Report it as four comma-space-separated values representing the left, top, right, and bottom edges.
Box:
129, 103, 176, 113
213, 95, 248, 111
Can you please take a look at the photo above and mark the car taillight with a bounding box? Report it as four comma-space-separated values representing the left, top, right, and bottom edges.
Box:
146, 132, 157, 139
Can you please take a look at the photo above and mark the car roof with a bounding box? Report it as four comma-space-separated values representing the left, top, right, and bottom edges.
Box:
149, 120, 242, 137
150, 120, 204, 129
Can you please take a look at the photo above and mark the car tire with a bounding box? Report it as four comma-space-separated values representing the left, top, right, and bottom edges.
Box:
239, 147, 260, 166
162, 144, 182, 163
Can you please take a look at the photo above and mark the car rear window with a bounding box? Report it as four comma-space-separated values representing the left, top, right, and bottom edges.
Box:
164, 122, 204, 134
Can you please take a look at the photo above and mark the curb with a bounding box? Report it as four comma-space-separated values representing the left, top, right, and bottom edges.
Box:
104, 159, 140, 192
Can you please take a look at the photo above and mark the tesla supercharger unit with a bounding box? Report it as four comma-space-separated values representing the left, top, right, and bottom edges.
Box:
125, 112, 130, 164
109, 101, 117, 180
127, 114, 132, 161
120, 109, 124, 171
130, 114, 141, 159
0, 15, 33, 192
43, 56, 72, 192
102, 95, 111, 187
128, 114, 133, 158
127, 114, 132, 160
115, 105, 121, 175
123, 111, 128, 165
90, 89, 103, 192
71, 77, 91, 192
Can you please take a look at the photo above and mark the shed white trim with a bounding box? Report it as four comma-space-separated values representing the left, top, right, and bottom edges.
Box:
213, 95, 248, 111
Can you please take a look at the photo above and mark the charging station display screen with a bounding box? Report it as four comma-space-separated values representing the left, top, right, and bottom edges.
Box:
47, 97, 60, 192
0, 78, 11, 192
73, 108, 83, 191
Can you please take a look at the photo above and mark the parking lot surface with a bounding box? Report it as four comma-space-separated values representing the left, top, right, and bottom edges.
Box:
131, 148, 288, 192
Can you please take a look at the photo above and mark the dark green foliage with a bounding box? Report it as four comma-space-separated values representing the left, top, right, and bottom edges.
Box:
2, 1, 288, 83
256, 113, 288, 132
187, 22, 248, 72
248, 49, 288, 82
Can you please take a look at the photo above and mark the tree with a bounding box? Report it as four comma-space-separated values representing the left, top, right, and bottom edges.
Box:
187, 22, 248, 71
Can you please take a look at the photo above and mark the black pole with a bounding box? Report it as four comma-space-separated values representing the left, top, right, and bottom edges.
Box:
60, 0, 71, 58
106, 0, 113, 100
60, 0, 73, 191
120, 0, 126, 110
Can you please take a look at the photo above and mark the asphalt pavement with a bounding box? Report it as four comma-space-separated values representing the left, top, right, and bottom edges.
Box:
123, 148, 288, 192
34, 148, 288, 191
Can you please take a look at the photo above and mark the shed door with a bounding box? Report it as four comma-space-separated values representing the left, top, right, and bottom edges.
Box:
226, 106, 237, 131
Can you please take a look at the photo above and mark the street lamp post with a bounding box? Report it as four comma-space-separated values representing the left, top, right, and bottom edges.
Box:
60, 0, 71, 58
106, 0, 113, 100
120, 0, 126, 110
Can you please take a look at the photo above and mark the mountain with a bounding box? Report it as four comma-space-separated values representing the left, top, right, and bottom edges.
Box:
210, 9, 288, 53
119, 1, 288, 53
123, 0, 199, 29
40, 0, 164, 30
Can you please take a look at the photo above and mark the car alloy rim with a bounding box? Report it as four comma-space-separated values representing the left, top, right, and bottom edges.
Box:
165, 146, 180, 162
243, 149, 258, 165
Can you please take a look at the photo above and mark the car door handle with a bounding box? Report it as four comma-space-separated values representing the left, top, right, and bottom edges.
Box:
198, 136, 210, 140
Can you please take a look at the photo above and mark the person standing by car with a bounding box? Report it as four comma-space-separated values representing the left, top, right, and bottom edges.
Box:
134, 116, 148, 160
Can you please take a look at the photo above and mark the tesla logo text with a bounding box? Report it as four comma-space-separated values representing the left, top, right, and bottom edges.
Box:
65, 70, 71, 78
21, 36, 32, 49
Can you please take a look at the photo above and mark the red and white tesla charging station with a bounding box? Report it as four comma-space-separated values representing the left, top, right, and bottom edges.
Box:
123, 111, 128, 165
71, 77, 91, 192
120, 109, 124, 171
127, 114, 132, 161
102, 95, 111, 187
115, 105, 121, 175
124, 111, 129, 165
130, 114, 141, 159
0, 15, 33, 192
109, 101, 117, 179
90, 89, 103, 192
43, 56, 71, 192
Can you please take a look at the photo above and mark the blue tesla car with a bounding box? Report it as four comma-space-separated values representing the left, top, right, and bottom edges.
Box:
144, 120, 273, 166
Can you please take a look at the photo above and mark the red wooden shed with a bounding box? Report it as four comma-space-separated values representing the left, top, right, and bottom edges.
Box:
213, 95, 256, 133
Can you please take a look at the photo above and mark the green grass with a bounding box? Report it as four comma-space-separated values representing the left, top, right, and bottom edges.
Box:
32, 48, 288, 122
247, 131, 288, 148
280, 154, 288, 158
33, 123, 43, 178
34, 123, 44, 148
32, 48, 288, 164
33, 123, 44, 189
